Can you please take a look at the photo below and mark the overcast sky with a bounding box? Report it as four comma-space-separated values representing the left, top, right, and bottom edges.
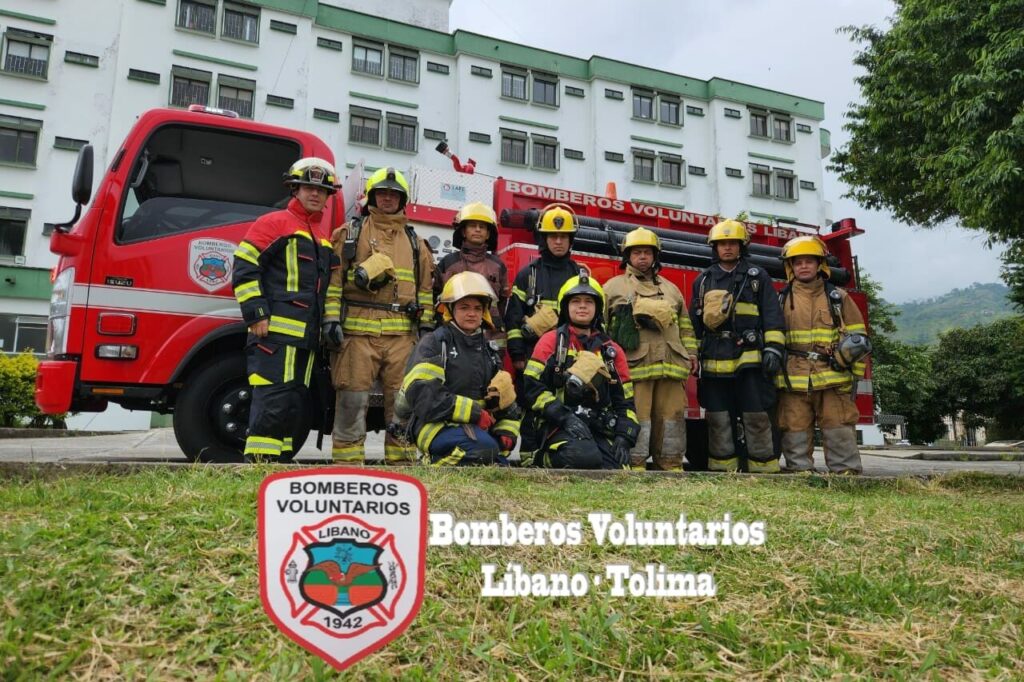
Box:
448, 0, 1004, 303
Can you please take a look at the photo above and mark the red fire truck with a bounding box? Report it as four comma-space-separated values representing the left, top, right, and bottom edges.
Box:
35, 107, 872, 465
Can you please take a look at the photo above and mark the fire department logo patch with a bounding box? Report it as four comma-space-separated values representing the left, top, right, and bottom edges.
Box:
188, 238, 236, 292
259, 469, 427, 671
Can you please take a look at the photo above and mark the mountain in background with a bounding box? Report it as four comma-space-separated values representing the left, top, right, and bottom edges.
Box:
891, 282, 1014, 345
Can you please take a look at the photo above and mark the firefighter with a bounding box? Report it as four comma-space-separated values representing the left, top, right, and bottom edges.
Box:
504, 203, 584, 465
776, 236, 870, 474
523, 274, 640, 469
324, 167, 435, 465
690, 220, 786, 473
604, 227, 699, 471
399, 271, 522, 465
232, 157, 340, 462
433, 201, 511, 349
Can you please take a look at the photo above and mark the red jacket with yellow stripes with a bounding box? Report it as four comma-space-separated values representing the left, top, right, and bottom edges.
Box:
232, 198, 341, 349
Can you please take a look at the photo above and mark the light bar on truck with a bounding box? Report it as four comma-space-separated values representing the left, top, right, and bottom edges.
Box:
187, 104, 239, 119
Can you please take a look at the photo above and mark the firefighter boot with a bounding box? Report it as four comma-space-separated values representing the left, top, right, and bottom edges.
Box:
781, 430, 814, 472
656, 420, 686, 471
706, 411, 738, 472
630, 421, 652, 470
332, 390, 369, 463
822, 426, 862, 475
744, 412, 780, 473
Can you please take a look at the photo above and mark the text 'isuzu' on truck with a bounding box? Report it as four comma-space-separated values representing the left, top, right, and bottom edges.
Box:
35, 107, 874, 466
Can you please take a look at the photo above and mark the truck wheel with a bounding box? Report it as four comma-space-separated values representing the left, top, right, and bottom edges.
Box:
173, 354, 310, 463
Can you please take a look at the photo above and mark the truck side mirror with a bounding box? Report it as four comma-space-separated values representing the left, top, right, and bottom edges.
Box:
54, 144, 94, 233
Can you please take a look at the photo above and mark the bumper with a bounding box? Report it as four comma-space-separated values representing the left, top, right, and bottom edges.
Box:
35, 360, 77, 414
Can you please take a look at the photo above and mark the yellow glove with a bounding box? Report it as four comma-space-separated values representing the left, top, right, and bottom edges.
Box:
486, 370, 517, 411
523, 304, 559, 338
701, 289, 733, 331
354, 252, 396, 291
567, 350, 610, 385
633, 297, 675, 331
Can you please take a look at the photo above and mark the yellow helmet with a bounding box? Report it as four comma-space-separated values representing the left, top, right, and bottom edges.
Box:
284, 157, 337, 194
437, 271, 497, 328
536, 203, 578, 234
557, 271, 605, 327
365, 167, 409, 209
707, 219, 750, 246
452, 201, 498, 250
781, 235, 831, 281
620, 227, 661, 270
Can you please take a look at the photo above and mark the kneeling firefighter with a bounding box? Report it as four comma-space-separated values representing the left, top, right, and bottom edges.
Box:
523, 273, 640, 469
690, 220, 786, 473
397, 271, 522, 465
604, 227, 699, 470
776, 236, 870, 474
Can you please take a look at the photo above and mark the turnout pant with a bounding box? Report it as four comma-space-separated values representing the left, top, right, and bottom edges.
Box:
423, 424, 502, 466
244, 342, 313, 460
699, 369, 778, 473
331, 333, 417, 463
632, 378, 687, 471
538, 429, 619, 470
778, 388, 862, 474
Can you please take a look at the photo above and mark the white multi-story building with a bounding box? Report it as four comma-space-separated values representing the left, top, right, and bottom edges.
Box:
0, 0, 832, 354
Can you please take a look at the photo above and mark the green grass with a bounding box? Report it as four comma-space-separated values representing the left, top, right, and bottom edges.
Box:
1, 468, 1023, 679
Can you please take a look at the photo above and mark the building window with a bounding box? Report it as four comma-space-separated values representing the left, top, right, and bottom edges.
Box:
605, 89, 624, 101
565, 85, 584, 98
689, 165, 707, 177
176, 0, 216, 34
468, 132, 491, 144
170, 65, 211, 107
269, 19, 297, 34
632, 149, 656, 182
128, 68, 161, 84
217, 76, 255, 118
470, 65, 492, 78
314, 108, 340, 122
775, 170, 796, 199
686, 105, 704, 116
749, 109, 769, 137
725, 167, 743, 178
500, 128, 528, 165
796, 123, 812, 134
423, 128, 446, 141
659, 154, 683, 187
352, 42, 384, 76
632, 90, 654, 120
0, 207, 30, 259
54, 136, 88, 151
0, 115, 42, 166
386, 113, 417, 152
501, 69, 527, 100
751, 164, 771, 196
605, 151, 625, 162
222, 2, 259, 43
773, 116, 793, 142
564, 148, 584, 160
349, 106, 381, 145
2, 29, 52, 79
532, 134, 558, 170
799, 179, 816, 190
724, 108, 741, 119
660, 97, 681, 125
317, 37, 343, 51
426, 61, 449, 75
388, 49, 418, 83
64, 51, 99, 68
266, 94, 294, 108
533, 73, 558, 106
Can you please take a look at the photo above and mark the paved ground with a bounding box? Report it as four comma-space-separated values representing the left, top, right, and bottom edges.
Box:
1, 429, 1023, 477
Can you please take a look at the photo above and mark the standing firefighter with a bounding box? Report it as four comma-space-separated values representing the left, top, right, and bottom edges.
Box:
324, 167, 435, 465
433, 202, 511, 349
504, 203, 584, 465
690, 220, 786, 473
400, 272, 522, 465
604, 227, 699, 471
776, 236, 870, 474
232, 157, 340, 462
523, 274, 640, 469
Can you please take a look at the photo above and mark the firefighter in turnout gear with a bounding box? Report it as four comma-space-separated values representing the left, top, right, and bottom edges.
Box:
523, 274, 640, 469
690, 220, 786, 473
504, 203, 585, 465
324, 167, 435, 464
604, 227, 698, 470
400, 272, 522, 465
433, 202, 511, 349
232, 157, 340, 461
776, 236, 869, 474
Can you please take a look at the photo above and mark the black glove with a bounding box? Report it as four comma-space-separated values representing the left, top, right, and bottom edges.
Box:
321, 321, 343, 349
612, 437, 631, 467
561, 413, 593, 441
762, 347, 783, 376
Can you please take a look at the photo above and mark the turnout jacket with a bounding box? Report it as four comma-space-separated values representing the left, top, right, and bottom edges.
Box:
524, 324, 640, 445
434, 246, 511, 337
401, 323, 521, 453
776, 278, 867, 392
232, 197, 339, 349
604, 265, 698, 382
324, 207, 435, 336
689, 259, 786, 377
505, 252, 583, 362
